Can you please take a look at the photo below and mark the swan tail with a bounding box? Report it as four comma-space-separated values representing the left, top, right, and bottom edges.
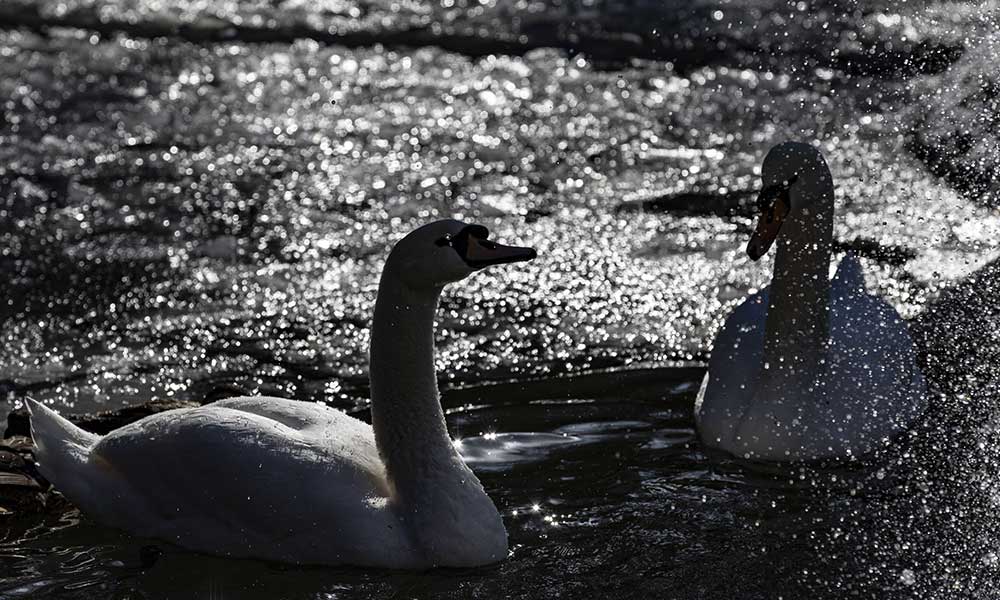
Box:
26, 399, 101, 494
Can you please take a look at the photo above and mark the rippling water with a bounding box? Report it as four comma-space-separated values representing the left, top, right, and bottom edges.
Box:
2, 4, 998, 417
5, 372, 1000, 599
4, 0, 1000, 597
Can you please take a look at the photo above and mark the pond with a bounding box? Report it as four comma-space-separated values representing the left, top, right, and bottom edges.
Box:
4, 365, 995, 599
5, 361, 1000, 599
2, 0, 1000, 597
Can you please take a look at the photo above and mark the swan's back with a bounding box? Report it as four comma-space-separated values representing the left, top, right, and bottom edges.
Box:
31, 397, 410, 564
824, 257, 928, 446
697, 256, 928, 460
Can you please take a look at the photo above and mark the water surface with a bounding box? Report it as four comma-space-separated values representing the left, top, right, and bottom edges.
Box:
4, 0, 1000, 598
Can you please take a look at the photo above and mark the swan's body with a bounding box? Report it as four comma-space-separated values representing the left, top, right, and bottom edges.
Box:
695, 143, 928, 461
29, 220, 536, 568
29, 398, 423, 565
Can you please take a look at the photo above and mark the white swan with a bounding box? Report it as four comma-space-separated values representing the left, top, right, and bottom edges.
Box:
27, 219, 537, 568
694, 142, 928, 461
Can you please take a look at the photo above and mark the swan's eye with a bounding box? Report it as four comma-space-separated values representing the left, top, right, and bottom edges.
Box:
756, 186, 780, 210
755, 176, 798, 211
435, 234, 453, 247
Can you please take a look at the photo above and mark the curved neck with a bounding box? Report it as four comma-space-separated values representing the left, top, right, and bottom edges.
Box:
763, 178, 835, 378
368, 269, 462, 500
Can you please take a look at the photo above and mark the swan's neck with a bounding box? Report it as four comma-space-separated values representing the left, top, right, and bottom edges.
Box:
369, 276, 461, 500
762, 181, 835, 381
369, 268, 507, 564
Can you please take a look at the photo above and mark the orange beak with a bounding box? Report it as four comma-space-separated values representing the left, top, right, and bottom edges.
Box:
746, 179, 794, 261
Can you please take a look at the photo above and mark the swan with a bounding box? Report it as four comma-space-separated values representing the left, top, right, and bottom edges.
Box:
27, 219, 537, 568
694, 142, 928, 461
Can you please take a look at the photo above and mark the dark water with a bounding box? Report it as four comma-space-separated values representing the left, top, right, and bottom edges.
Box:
3, 0, 1000, 597
0, 378, 951, 598
5, 370, 1000, 599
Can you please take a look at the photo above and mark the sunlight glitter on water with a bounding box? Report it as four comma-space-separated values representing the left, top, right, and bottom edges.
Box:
1, 28, 993, 417
4, 1, 1000, 598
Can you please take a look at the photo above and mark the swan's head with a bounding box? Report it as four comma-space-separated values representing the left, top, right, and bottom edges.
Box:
747, 142, 832, 260
389, 219, 537, 289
